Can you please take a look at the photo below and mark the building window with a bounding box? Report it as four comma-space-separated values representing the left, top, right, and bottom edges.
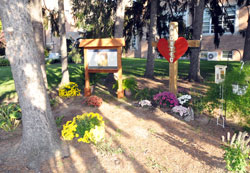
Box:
202, 6, 236, 34
131, 35, 138, 50
200, 51, 208, 60
222, 51, 233, 59
203, 9, 211, 33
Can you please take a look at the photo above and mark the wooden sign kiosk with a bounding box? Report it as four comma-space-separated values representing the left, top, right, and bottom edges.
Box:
79, 38, 125, 98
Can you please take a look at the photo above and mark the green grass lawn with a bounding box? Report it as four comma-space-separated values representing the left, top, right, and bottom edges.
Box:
0, 58, 240, 102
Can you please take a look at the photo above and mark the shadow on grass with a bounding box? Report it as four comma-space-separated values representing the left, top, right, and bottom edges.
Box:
0, 90, 17, 103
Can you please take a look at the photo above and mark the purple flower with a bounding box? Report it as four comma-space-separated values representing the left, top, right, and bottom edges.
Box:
153, 91, 179, 108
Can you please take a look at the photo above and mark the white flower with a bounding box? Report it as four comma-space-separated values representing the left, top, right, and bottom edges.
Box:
178, 95, 192, 105
172, 105, 189, 117
139, 100, 152, 107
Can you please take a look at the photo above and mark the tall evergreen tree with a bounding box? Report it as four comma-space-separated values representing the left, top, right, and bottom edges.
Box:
72, 0, 116, 38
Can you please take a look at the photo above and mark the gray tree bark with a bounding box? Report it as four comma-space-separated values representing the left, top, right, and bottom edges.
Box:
188, 0, 205, 82
243, 15, 250, 62
0, 0, 62, 169
106, 0, 129, 83
114, 0, 129, 38
144, 0, 157, 79
58, 0, 70, 85
29, 0, 48, 88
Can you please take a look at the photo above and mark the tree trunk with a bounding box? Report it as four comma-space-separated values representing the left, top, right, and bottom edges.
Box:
29, 0, 48, 89
189, 0, 205, 82
243, 15, 250, 62
0, 0, 62, 169
106, 0, 129, 84
144, 0, 157, 79
114, 0, 129, 38
58, 0, 70, 85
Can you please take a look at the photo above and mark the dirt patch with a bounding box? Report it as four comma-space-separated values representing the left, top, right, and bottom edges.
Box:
0, 78, 245, 173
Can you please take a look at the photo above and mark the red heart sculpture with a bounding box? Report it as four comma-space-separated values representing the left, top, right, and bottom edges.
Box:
157, 37, 188, 63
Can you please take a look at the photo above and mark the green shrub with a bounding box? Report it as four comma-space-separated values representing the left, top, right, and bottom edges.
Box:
135, 88, 161, 101
89, 73, 101, 85
223, 63, 250, 116
113, 77, 138, 93
44, 46, 51, 58
222, 131, 250, 172
50, 97, 59, 108
0, 59, 10, 66
46, 59, 61, 65
68, 47, 82, 64
191, 94, 207, 115
203, 63, 250, 117
55, 115, 64, 129
0, 103, 22, 132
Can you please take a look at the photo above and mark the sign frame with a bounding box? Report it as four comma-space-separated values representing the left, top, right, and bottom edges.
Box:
79, 38, 125, 98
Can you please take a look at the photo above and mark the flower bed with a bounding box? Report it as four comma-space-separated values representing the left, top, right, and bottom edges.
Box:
61, 112, 105, 144
59, 82, 81, 97
153, 91, 179, 108
84, 95, 103, 107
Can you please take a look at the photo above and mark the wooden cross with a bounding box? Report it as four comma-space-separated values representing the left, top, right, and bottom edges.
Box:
152, 22, 200, 94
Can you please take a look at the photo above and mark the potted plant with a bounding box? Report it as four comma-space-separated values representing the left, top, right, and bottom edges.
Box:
113, 77, 138, 97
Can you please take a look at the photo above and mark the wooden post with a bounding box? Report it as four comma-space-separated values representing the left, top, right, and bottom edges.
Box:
169, 22, 178, 95
152, 23, 200, 95
84, 48, 91, 96
117, 47, 124, 98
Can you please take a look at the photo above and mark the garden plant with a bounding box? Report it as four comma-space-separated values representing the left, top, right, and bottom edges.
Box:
0, 103, 21, 132
153, 91, 179, 108
62, 112, 105, 144
84, 95, 103, 107
59, 82, 81, 97
222, 131, 250, 172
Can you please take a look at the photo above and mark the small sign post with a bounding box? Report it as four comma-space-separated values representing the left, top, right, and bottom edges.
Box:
79, 38, 125, 98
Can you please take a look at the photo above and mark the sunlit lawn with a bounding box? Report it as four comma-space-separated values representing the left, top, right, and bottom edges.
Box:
0, 58, 240, 102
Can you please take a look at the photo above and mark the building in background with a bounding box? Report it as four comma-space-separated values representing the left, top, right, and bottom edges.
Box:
126, 0, 247, 61
200, 3, 247, 61
42, 0, 80, 53
43, 0, 247, 61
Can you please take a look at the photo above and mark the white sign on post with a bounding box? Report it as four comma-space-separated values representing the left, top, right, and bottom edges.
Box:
215, 65, 227, 84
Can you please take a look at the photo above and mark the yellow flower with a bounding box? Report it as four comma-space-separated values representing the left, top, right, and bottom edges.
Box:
66, 121, 72, 126
58, 82, 81, 98
61, 112, 105, 143
83, 131, 90, 143
78, 138, 83, 142
97, 114, 103, 121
